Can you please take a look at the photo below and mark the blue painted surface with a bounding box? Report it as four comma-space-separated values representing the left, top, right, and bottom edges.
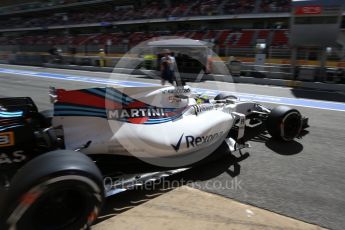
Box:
1, 67, 345, 112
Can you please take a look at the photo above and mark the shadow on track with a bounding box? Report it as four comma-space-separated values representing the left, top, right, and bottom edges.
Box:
290, 88, 345, 103
244, 125, 304, 156
95, 142, 249, 225
265, 139, 303, 155
95, 124, 304, 225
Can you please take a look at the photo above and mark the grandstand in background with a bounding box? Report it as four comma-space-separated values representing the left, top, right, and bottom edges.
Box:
0, 0, 344, 66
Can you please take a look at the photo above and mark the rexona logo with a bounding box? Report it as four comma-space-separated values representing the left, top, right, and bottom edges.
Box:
171, 131, 224, 152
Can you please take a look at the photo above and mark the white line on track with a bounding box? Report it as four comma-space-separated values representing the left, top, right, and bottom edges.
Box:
1, 66, 345, 112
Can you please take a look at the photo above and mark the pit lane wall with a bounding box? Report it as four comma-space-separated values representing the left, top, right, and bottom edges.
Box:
1, 52, 345, 92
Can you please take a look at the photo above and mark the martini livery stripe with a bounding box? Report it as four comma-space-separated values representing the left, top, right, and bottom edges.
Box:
54, 87, 188, 124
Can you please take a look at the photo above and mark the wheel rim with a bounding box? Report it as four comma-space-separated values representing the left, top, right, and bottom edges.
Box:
281, 112, 302, 141
29, 187, 88, 230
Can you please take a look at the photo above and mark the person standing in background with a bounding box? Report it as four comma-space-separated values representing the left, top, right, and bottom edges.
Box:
160, 49, 176, 85
98, 49, 106, 67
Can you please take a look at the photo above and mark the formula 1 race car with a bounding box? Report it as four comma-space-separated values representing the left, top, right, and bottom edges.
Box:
0, 85, 308, 230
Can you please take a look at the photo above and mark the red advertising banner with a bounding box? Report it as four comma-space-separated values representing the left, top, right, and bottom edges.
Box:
295, 6, 322, 15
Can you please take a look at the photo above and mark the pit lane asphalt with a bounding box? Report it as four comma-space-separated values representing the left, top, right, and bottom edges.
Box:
0, 64, 344, 230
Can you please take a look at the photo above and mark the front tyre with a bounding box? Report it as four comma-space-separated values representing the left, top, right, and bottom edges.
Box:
266, 106, 303, 141
214, 92, 238, 101
0, 150, 104, 230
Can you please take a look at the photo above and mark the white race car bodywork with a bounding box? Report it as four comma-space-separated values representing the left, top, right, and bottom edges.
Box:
52, 86, 257, 160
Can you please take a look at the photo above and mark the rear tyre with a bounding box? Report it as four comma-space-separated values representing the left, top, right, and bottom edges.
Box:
266, 106, 302, 141
0, 150, 104, 230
